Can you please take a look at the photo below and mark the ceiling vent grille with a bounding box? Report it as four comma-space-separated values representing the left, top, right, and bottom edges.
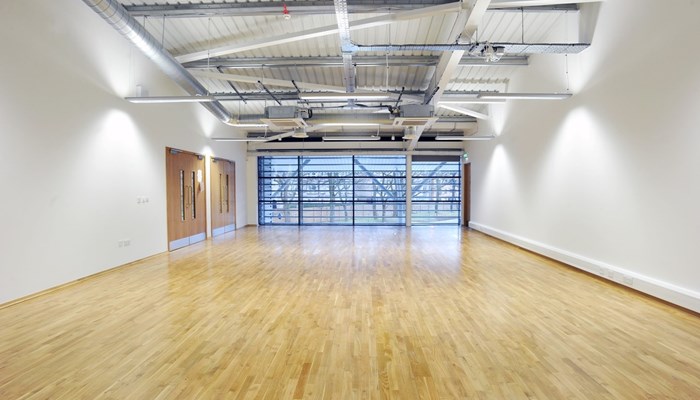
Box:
263, 106, 309, 130
393, 104, 437, 127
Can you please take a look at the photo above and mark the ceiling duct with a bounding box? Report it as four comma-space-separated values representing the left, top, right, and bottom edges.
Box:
81, 0, 233, 124
261, 106, 310, 130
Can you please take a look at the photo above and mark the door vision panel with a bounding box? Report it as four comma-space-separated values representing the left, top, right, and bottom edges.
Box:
211, 158, 236, 236
166, 148, 206, 251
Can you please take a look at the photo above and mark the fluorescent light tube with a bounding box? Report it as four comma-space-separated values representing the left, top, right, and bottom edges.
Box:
125, 95, 217, 103
477, 93, 572, 100
434, 135, 495, 141
212, 137, 270, 142
318, 123, 381, 127
439, 98, 506, 104
322, 135, 381, 141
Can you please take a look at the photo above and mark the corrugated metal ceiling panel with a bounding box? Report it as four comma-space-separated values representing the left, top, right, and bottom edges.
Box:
116, 1, 575, 118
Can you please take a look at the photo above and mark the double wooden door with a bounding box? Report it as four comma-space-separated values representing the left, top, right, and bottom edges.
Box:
166, 148, 206, 250
210, 158, 236, 236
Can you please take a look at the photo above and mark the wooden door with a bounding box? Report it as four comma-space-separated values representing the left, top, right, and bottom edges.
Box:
210, 158, 236, 236
166, 148, 206, 251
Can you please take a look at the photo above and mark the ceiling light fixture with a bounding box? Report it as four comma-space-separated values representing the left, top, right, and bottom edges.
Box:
125, 95, 217, 103
439, 98, 506, 104
322, 135, 381, 141
318, 122, 381, 127
212, 137, 271, 142
477, 93, 572, 100
434, 135, 495, 141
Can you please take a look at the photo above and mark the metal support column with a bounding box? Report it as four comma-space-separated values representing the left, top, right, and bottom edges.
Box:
406, 155, 412, 227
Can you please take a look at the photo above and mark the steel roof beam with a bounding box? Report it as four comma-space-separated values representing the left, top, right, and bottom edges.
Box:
333, 0, 356, 93
437, 104, 489, 120
235, 114, 477, 124
124, 1, 577, 18
211, 90, 426, 102
192, 70, 348, 92
350, 42, 589, 53
192, 70, 425, 102
182, 55, 528, 69
488, 0, 599, 8
411, 0, 491, 151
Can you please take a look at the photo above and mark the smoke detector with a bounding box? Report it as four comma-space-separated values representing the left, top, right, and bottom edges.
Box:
291, 128, 308, 139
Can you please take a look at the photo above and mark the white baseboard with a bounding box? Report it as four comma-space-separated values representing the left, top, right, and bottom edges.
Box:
469, 221, 700, 313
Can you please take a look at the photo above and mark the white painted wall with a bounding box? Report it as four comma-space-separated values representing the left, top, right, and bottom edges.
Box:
0, 0, 248, 304
246, 156, 260, 226
468, 0, 700, 311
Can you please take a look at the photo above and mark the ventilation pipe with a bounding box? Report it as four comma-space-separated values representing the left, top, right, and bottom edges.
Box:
81, 0, 233, 124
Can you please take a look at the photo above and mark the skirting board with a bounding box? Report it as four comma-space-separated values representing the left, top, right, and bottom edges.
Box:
469, 222, 700, 313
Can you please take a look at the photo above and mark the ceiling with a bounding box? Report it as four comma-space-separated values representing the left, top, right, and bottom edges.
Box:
108, 0, 591, 147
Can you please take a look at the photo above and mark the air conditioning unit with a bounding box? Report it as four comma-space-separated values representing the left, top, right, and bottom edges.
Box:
393, 104, 438, 127
262, 106, 309, 130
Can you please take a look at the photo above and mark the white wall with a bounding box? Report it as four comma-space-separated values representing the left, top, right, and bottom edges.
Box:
468, 0, 700, 312
0, 0, 248, 304
246, 156, 260, 226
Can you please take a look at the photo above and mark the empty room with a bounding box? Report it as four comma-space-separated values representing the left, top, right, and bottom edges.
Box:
1, 0, 699, 398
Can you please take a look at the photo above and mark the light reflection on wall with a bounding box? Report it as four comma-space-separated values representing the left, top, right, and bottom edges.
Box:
194, 107, 220, 138
475, 143, 521, 226
488, 103, 507, 137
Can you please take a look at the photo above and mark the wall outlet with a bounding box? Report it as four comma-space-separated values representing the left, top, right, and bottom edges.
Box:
118, 239, 131, 248
136, 196, 150, 204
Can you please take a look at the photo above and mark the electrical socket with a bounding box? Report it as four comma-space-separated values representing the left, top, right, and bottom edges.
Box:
118, 239, 131, 248
622, 275, 634, 286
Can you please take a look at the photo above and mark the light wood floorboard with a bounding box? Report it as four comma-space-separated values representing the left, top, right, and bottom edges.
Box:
1, 227, 699, 399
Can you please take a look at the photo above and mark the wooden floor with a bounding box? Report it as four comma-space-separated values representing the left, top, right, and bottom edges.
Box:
1, 227, 699, 399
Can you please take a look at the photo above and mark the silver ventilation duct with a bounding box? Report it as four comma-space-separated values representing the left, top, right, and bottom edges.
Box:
81, 0, 233, 124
